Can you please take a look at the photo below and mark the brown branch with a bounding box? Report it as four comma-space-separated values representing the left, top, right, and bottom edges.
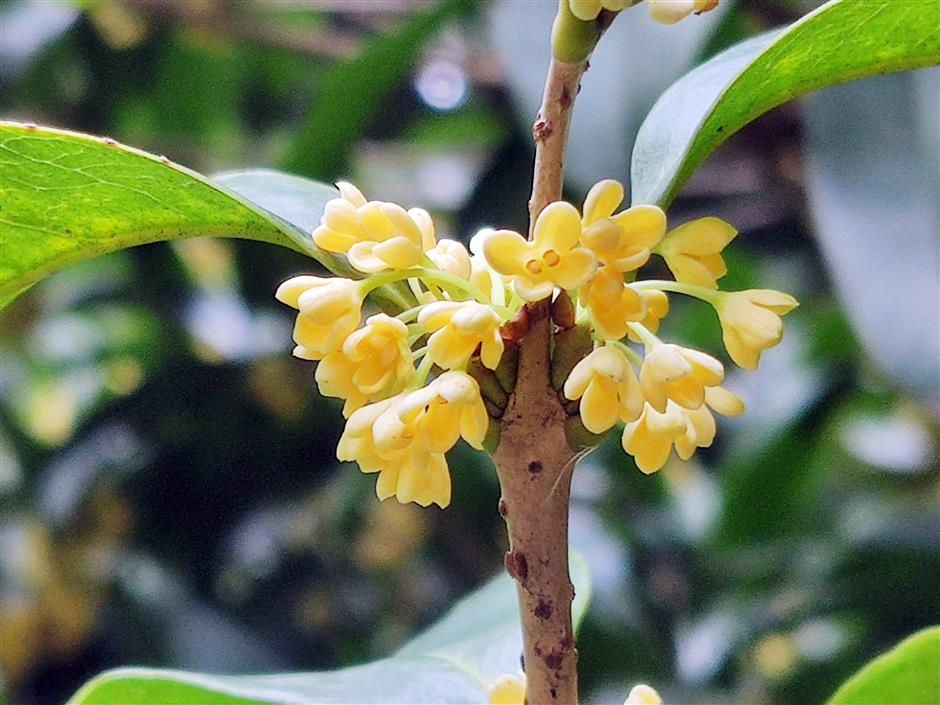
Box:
491, 49, 597, 705
527, 57, 588, 234
493, 7, 621, 699
493, 299, 579, 705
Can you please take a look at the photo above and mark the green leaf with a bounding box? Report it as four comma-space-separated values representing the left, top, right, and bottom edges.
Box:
631, 0, 940, 207
68, 553, 591, 705
282, 0, 472, 179
825, 627, 940, 705
0, 123, 331, 307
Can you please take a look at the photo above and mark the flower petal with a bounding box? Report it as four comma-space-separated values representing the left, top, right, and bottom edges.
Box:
583, 179, 624, 224
482, 229, 530, 276
553, 247, 597, 290
534, 201, 582, 252
612, 205, 667, 249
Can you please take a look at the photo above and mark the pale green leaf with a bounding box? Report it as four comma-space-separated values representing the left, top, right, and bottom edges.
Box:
0, 122, 333, 307
825, 626, 940, 705
68, 554, 591, 705
631, 0, 940, 207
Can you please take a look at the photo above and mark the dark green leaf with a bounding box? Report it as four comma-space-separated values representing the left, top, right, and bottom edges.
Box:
631, 0, 940, 206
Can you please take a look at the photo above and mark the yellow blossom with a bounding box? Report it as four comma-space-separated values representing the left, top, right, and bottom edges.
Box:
716, 289, 799, 369
469, 229, 510, 304
627, 289, 669, 343
489, 673, 526, 705
639, 343, 724, 412
418, 301, 504, 370
338, 371, 488, 507
581, 266, 647, 340
313, 183, 435, 273
656, 216, 737, 289
581, 179, 667, 273
624, 684, 663, 705
564, 346, 644, 433
337, 396, 451, 508
648, 0, 718, 25
622, 401, 710, 473
380, 371, 489, 454
569, 0, 633, 21
426, 239, 471, 279
482, 202, 597, 301
623, 384, 742, 473
315, 314, 413, 416
276, 276, 363, 359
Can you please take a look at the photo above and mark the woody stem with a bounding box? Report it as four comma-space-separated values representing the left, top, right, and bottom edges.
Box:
494, 12, 613, 700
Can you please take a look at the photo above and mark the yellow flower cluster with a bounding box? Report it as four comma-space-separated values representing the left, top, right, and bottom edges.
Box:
278, 178, 796, 504
278, 184, 511, 508
551, 179, 796, 473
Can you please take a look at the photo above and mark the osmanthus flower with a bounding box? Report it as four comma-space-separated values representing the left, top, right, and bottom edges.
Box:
338, 372, 488, 507
624, 684, 663, 705
568, 0, 633, 21
715, 289, 799, 369
580, 179, 667, 273
488, 673, 526, 705
647, 0, 719, 24
638, 342, 724, 413
563, 345, 644, 433
337, 397, 451, 508
426, 239, 472, 280
621, 397, 719, 474
275, 276, 364, 359
655, 216, 737, 289
627, 288, 669, 343
418, 301, 504, 370
482, 202, 597, 301
314, 313, 413, 416
580, 266, 647, 340
313, 182, 435, 273
275, 178, 794, 503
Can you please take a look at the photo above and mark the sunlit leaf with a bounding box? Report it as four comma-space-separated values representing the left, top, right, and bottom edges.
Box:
0, 123, 328, 307
68, 553, 591, 705
825, 627, 940, 705
631, 0, 940, 206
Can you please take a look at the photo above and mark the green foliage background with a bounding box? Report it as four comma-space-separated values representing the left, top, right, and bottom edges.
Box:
0, 1, 937, 704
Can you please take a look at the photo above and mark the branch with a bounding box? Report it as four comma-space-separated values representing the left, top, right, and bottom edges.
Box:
528, 57, 588, 233
490, 23, 612, 705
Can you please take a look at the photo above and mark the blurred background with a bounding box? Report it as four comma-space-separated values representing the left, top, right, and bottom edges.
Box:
0, 1, 937, 704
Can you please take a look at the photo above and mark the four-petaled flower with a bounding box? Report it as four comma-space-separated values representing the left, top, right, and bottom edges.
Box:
419, 301, 505, 371
483, 202, 597, 301
276, 276, 363, 359
717, 289, 799, 369
564, 346, 644, 433
581, 266, 647, 340
639, 342, 724, 412
314, 182, 435, 273
656, 216, 737, 289
581, 179, 666, 273
315, 313, 413, 416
